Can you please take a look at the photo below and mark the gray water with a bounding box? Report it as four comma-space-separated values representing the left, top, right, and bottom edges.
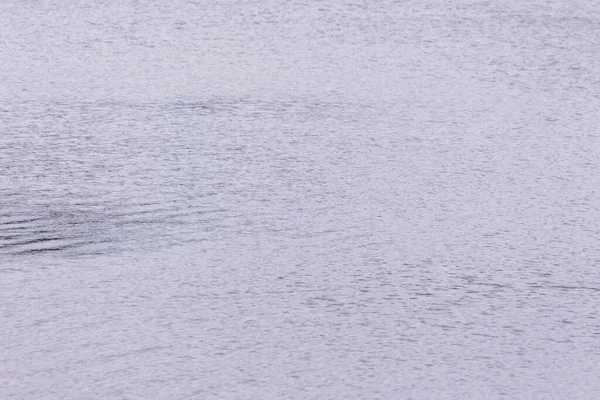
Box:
1, 0, 600, 398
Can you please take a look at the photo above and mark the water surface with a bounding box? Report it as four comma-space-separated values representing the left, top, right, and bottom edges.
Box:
1, 0, 600, 399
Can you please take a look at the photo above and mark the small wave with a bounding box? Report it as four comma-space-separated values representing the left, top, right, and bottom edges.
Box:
0, 197, 227, 257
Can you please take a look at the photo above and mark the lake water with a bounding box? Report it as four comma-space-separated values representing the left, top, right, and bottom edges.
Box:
1, 0, 600, 398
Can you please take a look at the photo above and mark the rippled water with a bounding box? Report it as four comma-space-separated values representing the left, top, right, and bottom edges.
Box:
2, 0, 600, 399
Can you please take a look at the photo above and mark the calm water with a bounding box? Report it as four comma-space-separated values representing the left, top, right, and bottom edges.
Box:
1, 0, 600, 398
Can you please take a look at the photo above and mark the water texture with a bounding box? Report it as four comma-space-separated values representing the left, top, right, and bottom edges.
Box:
1, 0, 600, 399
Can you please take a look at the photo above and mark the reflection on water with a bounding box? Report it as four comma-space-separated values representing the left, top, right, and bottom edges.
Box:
1, 97, 372, 257
1, 0, 600, 399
